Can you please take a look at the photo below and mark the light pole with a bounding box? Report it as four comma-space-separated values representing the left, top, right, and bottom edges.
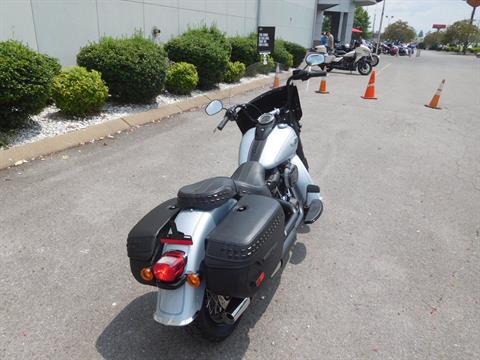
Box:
385, 15, 394, 27
375, 0, 386, 54
464, 0, 479, 54
371, 3, 378, 39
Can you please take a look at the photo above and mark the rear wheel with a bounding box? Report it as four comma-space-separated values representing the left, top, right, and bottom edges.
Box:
357, 60, 372, 76
189, 290, 239, 342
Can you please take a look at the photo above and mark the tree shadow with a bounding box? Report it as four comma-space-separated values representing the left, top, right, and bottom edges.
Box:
96, 270, 284, 360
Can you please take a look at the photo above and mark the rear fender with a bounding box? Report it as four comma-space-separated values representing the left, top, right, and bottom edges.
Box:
154, 199, 236, 326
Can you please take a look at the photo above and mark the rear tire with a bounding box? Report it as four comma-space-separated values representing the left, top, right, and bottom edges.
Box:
357, 60, 372, 76
189, 290, 239, 342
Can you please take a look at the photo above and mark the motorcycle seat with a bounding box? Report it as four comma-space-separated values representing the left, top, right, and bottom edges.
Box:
177, 162, 270, 210
231, 161, 271, 197
177, 177, 236, 210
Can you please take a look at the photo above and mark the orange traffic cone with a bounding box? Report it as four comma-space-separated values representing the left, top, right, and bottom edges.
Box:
315, 78, 329, 94
273, 63, 280, 88
425, 79, 445, 110
361, 70, 377, 100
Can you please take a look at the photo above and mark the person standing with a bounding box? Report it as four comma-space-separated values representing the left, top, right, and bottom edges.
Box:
326, 31, 335, 53
320, 32, 327, 46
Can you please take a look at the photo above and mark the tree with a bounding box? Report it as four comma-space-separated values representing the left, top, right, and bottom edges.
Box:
382, 20, 417, 43
423, 31, 445, 50
443, 20, 480, 52
418, 30, 424, 38
323, 15, 332, 33
353, 7, 371, 37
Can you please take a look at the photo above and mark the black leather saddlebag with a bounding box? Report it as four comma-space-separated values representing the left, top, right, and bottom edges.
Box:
204, 194, 285, 298
127, 198, 179, 285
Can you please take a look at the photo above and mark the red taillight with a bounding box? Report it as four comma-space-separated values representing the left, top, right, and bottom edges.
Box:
152, 250, 186, 282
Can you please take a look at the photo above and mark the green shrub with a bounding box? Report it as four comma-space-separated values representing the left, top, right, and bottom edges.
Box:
165, 26, 231, 89
245, 55, 275, 76
223, 61, 246, 83
77, 35, 167, 103
283, 41, 306, 67
165, 62, 199, 95
51, 66, 108, 116
272, 40, 294, 69
0, 40, 60, 130
469, 46, 480, 53
229, 36, 257, 66
0, 133, 8, 148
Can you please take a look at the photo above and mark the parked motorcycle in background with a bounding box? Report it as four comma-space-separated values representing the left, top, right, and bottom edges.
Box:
127, 54, 325, 341
311, 43, 373, 75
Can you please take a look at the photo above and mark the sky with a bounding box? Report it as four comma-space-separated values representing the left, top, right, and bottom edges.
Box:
365, 0, 480, 35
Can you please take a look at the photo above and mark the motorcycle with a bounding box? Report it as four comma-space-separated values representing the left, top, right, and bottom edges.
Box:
126, 54, 325, 341
312, 43, 373, 75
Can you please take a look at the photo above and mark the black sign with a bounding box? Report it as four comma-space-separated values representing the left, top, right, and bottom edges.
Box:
257, 26, 275, 54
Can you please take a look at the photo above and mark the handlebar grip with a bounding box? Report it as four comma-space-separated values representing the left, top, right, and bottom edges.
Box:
309, 70, 327, 77
217, 116, 229, 131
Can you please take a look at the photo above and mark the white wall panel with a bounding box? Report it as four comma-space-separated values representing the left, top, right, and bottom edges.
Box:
97, 0, 144, 38
31, 0, 99, 66
205, 12, 227, 31
205, 0, 227, 15
145, 0, 178, 7
3, 0, 339, 65
226, 15, 245, 36
0, 0, 37, 50
226, 0, 246, 17
144, 4, 179, 42
180, 0, 205, 12
245, 0, 258, 20
178, 8, 206, 33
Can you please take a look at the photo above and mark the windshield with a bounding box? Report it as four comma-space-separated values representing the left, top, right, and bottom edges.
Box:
235, 85, 302, 134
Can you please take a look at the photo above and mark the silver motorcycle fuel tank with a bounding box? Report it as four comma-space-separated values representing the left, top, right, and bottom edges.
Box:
239, 124, 298, 169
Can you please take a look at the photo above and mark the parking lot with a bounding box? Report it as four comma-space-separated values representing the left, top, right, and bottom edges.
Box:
1, 50, 479, 359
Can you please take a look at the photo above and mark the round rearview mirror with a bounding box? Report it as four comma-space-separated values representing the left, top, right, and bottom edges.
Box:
305, 53, 325, 66
205, 99, 224, 116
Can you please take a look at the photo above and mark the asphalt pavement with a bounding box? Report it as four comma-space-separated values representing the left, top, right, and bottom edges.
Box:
1, 50, 479, 359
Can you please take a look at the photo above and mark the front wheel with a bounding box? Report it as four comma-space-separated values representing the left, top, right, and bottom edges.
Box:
357, 60, 372, 76
370, 54, 380, 67
189, 290, 240, 342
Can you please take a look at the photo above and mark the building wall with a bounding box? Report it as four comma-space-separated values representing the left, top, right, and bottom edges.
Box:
313, 0, 358, 45
0, 0, 259, 66
257, 0, 317, 48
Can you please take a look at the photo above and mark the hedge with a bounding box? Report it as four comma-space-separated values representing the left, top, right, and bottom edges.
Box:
165, 26, 231, 89
165, 62, 199, 95
283, 41, 306, 67
229, 36, 257, 67
51, 66, 108, 116
0, 40, 61, 130
77, 35, 167, 103
223, 61, 246, 83
272, 40, 293, 69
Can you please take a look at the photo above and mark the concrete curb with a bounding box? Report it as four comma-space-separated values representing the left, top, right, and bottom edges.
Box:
0, 72, 289, 170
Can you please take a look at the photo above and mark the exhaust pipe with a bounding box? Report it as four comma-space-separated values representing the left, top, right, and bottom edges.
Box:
224, 297, 250, 324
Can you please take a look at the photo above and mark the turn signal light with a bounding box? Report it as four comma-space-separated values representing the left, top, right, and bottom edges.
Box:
153, 250, 186, 282
140, 267, 154, 281
186, 273, 201, 288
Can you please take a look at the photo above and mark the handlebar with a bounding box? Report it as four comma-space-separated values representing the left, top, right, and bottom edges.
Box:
216, 115, 229, 131
289, 69, 327, 82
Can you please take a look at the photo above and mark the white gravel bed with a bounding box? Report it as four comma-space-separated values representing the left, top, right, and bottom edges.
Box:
1, 74, 271, 149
